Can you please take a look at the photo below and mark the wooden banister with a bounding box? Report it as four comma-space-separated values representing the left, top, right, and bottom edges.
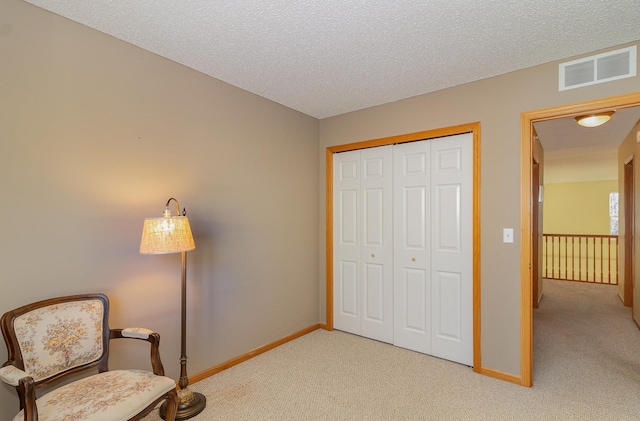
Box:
543, 234, 618, 285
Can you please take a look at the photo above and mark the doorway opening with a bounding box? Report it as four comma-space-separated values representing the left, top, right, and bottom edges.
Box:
520, 92, 640, 387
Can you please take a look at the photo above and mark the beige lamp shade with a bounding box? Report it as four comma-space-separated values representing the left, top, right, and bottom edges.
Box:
140, 216, 196, 254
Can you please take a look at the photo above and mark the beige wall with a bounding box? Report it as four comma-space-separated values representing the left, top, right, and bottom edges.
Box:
0, 1, 319, 416
617, 120, 640, 320
543, 180, 618, 235
319, 43, 640, 377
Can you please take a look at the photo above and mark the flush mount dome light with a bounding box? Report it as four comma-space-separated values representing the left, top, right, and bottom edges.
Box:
574, 111, 615, 128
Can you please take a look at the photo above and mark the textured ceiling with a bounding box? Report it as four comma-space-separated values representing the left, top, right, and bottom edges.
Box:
23, 0, 640, 119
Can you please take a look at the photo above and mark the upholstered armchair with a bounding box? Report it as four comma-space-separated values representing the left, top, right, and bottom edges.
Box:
0, 293, 178, 421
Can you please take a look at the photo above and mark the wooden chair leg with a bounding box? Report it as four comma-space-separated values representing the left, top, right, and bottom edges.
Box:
163, 389, 179, 421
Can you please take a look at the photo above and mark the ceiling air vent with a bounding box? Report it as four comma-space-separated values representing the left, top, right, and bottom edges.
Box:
559, 46, 636, 91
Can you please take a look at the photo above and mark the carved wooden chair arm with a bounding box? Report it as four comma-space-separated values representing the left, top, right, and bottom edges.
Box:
0, 365, 38, 420
110, 328, 166, 376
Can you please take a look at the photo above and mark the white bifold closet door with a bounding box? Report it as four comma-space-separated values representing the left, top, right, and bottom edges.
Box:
333, 145, 394, 344
393, 134, 473, 366
333, 133, 472, 366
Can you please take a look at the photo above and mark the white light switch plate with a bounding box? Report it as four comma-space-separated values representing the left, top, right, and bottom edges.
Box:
503, 228, 514, 243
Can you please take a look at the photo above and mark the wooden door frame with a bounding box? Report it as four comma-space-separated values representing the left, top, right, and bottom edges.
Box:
624, 157, 634, 307
520, 92, 640, 387
326, 122, 482, 372
532, 158, 540, 309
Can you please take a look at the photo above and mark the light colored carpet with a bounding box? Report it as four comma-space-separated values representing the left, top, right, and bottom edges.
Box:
146, 279, 640, 420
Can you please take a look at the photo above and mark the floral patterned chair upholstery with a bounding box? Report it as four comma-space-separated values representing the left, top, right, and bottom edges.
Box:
0, 293, 178, 421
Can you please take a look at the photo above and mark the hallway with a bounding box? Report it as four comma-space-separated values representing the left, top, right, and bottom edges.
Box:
533, 279, 640, 417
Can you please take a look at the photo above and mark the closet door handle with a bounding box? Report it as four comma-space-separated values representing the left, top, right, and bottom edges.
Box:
412, 257, 416, 261
371, 253, 375, 258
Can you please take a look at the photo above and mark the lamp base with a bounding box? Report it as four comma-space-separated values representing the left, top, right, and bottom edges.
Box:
160, 391, 206, 420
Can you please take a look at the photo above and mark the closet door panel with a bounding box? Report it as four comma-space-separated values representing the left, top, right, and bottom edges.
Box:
430, 133, 473, 366
363, 263, 384, 321
339, 261, 359, 318
360, 146, 393, 343
393, 141, 431, 353
433, 270, 462, 339
435, 184, 461, 251
333, 150, 361, 335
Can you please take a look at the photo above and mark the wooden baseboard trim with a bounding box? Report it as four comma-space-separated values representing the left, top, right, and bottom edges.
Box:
189, 323, 325, 384
475, 366, 524, 386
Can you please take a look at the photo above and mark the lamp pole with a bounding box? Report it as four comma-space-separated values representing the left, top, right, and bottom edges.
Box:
160, 250, 206, 420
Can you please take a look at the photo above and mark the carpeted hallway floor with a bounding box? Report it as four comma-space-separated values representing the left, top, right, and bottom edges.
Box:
145, 279, 640, 420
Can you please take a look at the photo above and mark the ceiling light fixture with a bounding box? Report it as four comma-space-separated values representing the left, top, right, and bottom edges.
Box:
574, 111, 615, 128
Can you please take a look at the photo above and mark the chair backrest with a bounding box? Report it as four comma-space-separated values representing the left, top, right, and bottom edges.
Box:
1, 294, 110, 384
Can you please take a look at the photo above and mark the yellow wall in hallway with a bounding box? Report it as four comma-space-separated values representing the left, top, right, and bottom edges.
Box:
543, 180, 618, 235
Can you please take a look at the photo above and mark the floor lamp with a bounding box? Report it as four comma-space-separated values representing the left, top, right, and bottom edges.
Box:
140, 198, 207, 420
